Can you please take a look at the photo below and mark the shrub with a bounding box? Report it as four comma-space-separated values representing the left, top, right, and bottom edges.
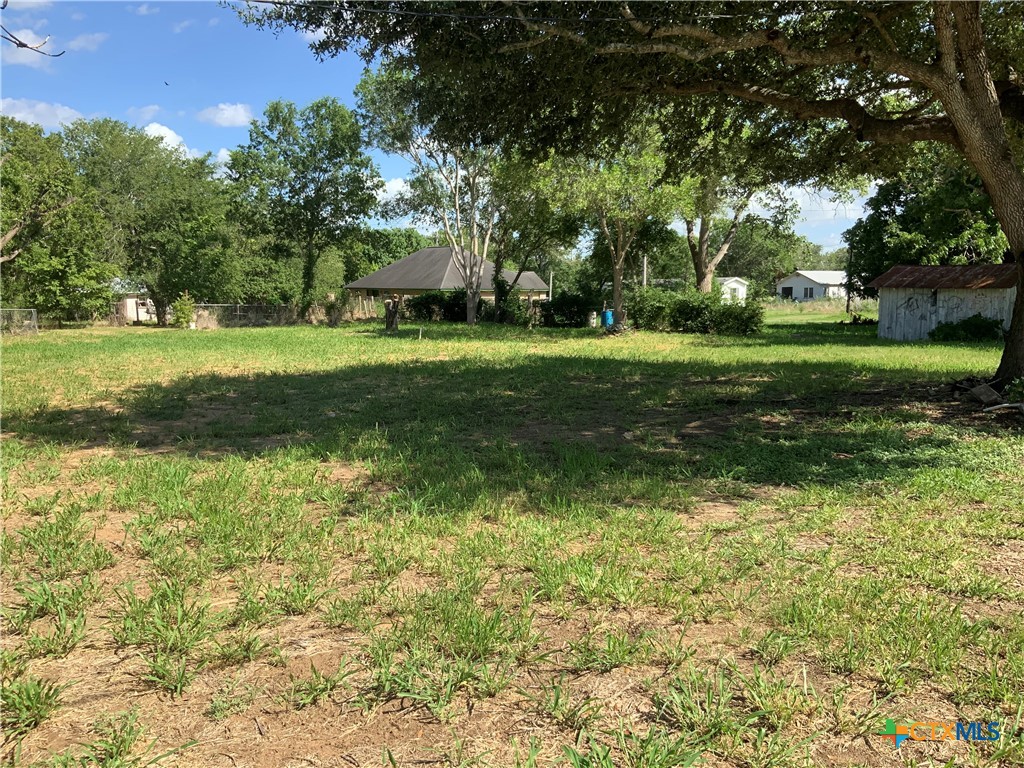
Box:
715, 300, 765, 336
668, 290, 719, 334
928, 313, 1004, 342
627, 288, 677, 331
626, 287, 764, 336
170, 293, 196, 329
405, 289, 479, 322
539, 292, 597, 328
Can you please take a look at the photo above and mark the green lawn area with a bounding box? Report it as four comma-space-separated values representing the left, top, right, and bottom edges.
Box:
2, 320, 1022, 767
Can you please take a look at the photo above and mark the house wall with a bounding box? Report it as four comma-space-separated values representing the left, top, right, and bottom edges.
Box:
776, 275, 845, 301
877, 286, 1017, 341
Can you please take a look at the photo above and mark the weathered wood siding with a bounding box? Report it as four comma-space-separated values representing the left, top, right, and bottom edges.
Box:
877, 287, 1017, 341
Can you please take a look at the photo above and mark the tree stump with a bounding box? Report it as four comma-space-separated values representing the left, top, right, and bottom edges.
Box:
384, 294, 400, 332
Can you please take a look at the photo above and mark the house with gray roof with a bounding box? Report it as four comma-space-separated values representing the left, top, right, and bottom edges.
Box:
776, 270, 848, 301
345, 247, 548, 299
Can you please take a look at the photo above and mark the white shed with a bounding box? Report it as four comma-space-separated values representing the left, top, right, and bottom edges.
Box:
869, 264, 1018, 341
776, 270, 847, 301
715, 276, 749, 303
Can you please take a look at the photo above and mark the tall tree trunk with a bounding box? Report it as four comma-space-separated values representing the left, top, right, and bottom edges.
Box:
942, 2, 1024, 385
686, 203, 748, 294
300, 239, 318, 318
466, 286, 480, 324
147, 284, 168, 327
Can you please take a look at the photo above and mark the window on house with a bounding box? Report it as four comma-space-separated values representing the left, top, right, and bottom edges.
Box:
803, 287, 815, 299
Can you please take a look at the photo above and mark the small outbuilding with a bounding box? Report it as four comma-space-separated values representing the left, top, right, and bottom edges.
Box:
776, 270, 847, 301
869, 264, 1018, 341
345, 246, 548, 300
715, 276, 749, 303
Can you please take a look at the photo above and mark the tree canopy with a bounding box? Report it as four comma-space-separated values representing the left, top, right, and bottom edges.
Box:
229, 98, 381, 313
242, 0, 1024, 382
844, 147, 1008, 296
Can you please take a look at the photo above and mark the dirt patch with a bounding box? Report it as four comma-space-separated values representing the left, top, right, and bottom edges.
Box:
978, 539, 1024, 591
679, 500, 742, 528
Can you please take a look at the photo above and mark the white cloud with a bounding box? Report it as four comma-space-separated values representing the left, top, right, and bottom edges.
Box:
208, 17, 220, 26
144, 122, 185, 149
66, 32, 108, 51
215, 148, 232, 165
129, 4, 159, 16
300, 27, 327, 44
196, 102, 253, 127
1, 28, 56, 68
144, 122, 207, 159
127, 104, 161, 123
379, 177, 410, 202
71, 12, 86, 21
172, 20, 194, 34
1, 98, 82, 129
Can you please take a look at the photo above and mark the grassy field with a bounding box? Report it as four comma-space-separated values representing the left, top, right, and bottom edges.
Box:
1, 317, 1022, 767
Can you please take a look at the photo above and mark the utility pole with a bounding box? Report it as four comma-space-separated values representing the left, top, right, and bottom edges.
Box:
642, 256, 648, 288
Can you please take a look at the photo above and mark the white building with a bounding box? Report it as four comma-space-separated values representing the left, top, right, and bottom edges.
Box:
715, 276, 749, 303
869, 264, 1017, 341
776, 270, 847, 301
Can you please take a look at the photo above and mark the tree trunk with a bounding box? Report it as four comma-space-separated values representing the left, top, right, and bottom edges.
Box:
300, 240, 318, 318
995, 271, 1024, 386
941, 2, 1024, 385
466, 286, 480, 324
151, 292, 168, 327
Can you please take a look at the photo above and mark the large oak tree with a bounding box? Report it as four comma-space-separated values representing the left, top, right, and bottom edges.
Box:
243, 1, 1024, 383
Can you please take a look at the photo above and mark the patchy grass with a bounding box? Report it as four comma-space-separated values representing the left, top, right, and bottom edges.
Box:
2, 320, 1022, 767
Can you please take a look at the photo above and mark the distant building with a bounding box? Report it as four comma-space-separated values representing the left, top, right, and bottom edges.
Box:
345, 246, 548, 300
776, 270, 847, 301
869, 264, 1017, 341
715, 276, 749, 303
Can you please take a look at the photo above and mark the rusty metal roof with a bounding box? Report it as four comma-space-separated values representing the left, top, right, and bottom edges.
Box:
868, 264, 1019, 290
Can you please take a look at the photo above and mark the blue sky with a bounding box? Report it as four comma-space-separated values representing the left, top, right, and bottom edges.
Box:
1, 0, 865, 248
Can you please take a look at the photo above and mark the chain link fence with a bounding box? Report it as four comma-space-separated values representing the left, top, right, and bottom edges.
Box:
0, 308, 39, 335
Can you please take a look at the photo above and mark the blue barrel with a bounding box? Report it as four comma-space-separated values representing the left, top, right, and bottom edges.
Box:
601, 309, 614, 327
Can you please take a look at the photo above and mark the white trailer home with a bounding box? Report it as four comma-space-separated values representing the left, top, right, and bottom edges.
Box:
869, 264, 1018, 341
776, 270, 847, 301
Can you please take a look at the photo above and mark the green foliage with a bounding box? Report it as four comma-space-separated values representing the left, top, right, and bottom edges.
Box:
227, 98, 382, 311
845, 148, 1008, 296
537, 292, 597, 328
625, 287, 679, 332
0, 117, 77, 265
0, 673, 69, 741
61, 119, 241, 321
0, 118, 116, 321
928, 314, 1005, 342
628, 288, 764, 335
169, 293, 196, 329
406, 289, 480, 323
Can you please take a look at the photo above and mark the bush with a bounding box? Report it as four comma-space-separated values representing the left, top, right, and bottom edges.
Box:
626, 288, 677, 331
928, 313, 1004, 342
669, 290, 719, 334
715, 300, 765, 336
539, 292, 597, 328
626, 287, 764, 336
169, 293, 196, 329
405, 289, 484, 323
